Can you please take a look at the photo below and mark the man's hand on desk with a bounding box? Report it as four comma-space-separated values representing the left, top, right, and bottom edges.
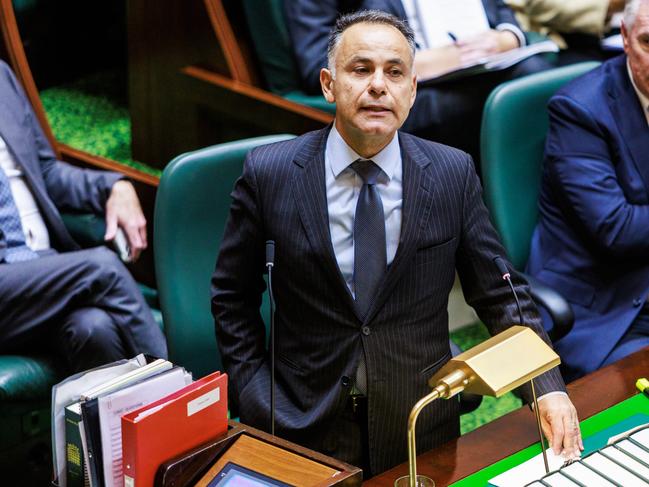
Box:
538, 393, 584, 459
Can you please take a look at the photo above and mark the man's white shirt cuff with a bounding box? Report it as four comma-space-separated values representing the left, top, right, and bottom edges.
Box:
496, 23, 526, 47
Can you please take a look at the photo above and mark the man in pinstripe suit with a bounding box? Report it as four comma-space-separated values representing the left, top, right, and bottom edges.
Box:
212, 10, 581, 477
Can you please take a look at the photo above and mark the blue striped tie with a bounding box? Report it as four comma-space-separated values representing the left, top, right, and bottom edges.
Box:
0, 166, 38, 263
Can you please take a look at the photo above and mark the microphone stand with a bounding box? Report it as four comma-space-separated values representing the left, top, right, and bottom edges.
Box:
266, 241, 276, 436
493, 255, 549, 474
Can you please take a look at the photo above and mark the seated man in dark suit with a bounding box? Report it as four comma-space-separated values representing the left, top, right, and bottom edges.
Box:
284, 0, 554, 163
213, 10, 581, 477
0, 60, 167, 373
527, 0, 649, 382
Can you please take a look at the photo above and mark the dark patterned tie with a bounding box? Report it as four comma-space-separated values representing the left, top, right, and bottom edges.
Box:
352, 159, 387, 317
0, 166, 38, 263
351, 159, 386, 394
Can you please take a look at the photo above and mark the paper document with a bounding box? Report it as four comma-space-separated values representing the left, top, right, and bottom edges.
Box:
418, 0, 490, 48
52, 355, 147, 487
99, 367, 191, 487
419, 41, 559, 85
489, 448, 569, 487
601, 34, 623, 51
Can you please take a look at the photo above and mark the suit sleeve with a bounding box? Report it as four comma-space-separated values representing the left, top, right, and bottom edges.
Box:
517, 0, 608, 36
544, 94, 649, 260
211, 152, 268, 410
2, 61, 121, 215
283, 0, 341, 94
455, 156, 566, 398
488, 0, 522, 27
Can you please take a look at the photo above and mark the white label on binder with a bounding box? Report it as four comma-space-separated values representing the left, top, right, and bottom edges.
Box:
125, 475, 134, 487
187, 387, 220, 416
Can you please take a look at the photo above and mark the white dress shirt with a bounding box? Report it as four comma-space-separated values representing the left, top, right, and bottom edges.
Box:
628, 60, 649, 127
0, 135, 50, 251
325, 125, 402, 297
401, 0, 526, 49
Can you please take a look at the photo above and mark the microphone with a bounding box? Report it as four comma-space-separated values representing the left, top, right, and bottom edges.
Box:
265, 240, 275, 268
266, 240, 276, 435
493, 255, 524, 328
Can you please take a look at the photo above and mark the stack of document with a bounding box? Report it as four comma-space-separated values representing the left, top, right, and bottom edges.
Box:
419, 40, 560, 85
52, 355, 228, 487
491, 425, 649, 486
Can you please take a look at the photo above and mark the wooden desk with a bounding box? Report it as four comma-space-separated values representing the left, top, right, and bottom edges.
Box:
365, 347, 649, 487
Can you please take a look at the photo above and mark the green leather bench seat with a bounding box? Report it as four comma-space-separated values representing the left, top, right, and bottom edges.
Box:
0, 213, 163, 474
0, 355, 60, 402
283, 91, 336, 114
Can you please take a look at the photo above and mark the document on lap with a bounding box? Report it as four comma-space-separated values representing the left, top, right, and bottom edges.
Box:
418, 41, 559, 85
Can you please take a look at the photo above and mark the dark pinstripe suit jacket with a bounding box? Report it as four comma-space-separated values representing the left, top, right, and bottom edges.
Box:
211, 127, 565, 474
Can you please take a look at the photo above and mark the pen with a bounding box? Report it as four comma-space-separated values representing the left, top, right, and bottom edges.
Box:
447, 32, 458, 43
636, 377, 649, 397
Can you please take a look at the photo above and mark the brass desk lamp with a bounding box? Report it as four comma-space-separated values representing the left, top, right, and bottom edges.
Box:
395, 325, 561, 487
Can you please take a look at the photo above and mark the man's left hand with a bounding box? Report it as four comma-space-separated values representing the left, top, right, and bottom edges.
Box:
537, 394, 584, 459
105, 180, 147, 261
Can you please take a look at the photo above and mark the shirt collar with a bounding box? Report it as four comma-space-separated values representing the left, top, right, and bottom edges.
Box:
326, 124, 400, 181
627, 59, 649, 125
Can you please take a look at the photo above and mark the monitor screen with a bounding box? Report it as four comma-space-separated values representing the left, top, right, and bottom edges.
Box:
207, 462, 292, 487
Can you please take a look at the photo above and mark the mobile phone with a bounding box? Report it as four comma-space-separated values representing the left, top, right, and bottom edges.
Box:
112, 228, 132, 263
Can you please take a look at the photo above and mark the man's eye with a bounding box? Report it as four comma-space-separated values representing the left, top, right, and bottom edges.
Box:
354, 67, 369, 74
389, 69, 403, 77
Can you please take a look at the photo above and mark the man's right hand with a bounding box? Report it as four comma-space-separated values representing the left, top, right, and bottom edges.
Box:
414, 29, 519, 80
455, 29, 519, 65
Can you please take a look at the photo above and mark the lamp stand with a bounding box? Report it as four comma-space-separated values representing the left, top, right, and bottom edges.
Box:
394, 386, 445, 487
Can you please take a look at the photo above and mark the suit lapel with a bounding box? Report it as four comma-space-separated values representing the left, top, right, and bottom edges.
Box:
291, 127, 360, 318
364, 133, 433, 323
608, 56, 649, 195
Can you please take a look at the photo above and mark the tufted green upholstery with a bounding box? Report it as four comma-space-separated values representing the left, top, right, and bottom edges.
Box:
0, 356, 60, 403
240, 0, 334, 112
480, 62, 600, 270
154, 135, 296, 380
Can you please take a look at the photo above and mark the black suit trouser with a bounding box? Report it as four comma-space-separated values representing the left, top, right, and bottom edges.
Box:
0, 246, 167, 372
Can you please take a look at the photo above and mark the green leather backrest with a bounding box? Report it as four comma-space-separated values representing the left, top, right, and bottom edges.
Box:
480, 62, 599, 270
154, 135, 296, 379
241, 0, 300, 95
240, 0, 336, 114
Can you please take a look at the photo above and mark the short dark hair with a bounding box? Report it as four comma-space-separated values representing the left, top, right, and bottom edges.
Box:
326, 10, 416, 74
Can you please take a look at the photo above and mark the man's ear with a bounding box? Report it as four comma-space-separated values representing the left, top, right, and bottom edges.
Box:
320, 68, 336, 103
410, 73, 417, 109
621, 22, 630, 54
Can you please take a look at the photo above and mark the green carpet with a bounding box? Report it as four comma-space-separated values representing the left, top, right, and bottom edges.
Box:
39, 72, 521, 435
451, 323, 523, 434
39, 71, 161, 177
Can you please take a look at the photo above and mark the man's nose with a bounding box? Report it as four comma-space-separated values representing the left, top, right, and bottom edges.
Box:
368, 71, 387, 94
